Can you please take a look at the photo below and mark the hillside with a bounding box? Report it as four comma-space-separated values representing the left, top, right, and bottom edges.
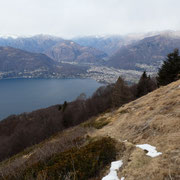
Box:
0, 46, 87, 79
91, 79, 180, 179
107, 34, 180, 71
45, 40, 107, 64
0, 46, 57, 72
0, 80, 180, 179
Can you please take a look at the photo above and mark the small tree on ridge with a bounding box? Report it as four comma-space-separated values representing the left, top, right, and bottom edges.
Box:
157, 49, 180, 86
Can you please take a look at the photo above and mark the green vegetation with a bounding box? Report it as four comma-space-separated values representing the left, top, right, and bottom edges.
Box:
136, 71, 157, 97
157, 49, 180, 86
8, 137, 117, 180
111, 74, 157, 107
83, 117, 110, 129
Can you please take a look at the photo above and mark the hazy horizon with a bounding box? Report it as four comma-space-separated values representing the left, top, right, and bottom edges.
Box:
0, 29, 180, 40
0, 0, 180, 38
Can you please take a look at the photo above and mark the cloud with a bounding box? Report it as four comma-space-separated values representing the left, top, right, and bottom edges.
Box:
0, 0, 180, 38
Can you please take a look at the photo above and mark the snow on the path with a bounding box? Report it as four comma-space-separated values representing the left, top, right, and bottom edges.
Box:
102, 160, 123, 180
136, 144, 162, 157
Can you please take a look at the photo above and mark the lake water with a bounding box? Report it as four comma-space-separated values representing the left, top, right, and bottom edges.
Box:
0, 78, 102, 120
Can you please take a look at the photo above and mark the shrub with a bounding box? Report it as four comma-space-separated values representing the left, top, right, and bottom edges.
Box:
15, 137, 117, 180
83, 117, 110, 129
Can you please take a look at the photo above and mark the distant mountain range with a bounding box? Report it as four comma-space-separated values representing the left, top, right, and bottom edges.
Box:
106, 33, 180, 70
0, 35, 63, 53
0, 35, 107, 65
1, 31, 180, 82
73, 35, 125, 56
73, 32, 162, 56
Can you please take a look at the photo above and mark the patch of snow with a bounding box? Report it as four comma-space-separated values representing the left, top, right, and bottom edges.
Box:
123, 140, 127, 142
121, 177, 125, 180
102, 160, 123, 180
136, 144, 162, 157
178, 85, 180, 88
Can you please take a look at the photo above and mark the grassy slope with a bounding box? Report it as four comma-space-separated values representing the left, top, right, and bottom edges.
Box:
0, 80, 180, 179
89, 79, 180, 179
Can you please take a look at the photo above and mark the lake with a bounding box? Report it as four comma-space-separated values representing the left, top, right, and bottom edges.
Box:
0, 78, 102, 120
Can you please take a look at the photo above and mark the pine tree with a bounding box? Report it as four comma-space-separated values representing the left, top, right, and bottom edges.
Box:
62, 101, 67, 112
157, 49, 180, 86
112, 77, 133, 107
136, 71, 157, 97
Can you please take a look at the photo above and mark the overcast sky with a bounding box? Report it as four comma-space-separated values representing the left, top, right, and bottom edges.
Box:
0, 0, 180, 38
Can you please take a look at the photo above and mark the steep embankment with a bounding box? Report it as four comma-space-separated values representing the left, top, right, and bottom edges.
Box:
89, 80, 180, 179
0, 80, 180, 179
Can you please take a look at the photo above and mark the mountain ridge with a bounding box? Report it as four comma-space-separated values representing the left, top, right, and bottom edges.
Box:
106, 34, 180, 70
44, 40, 107, 64
0, 46, 87, 79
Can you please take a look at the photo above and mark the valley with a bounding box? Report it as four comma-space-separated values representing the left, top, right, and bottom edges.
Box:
0, 31, 180, 84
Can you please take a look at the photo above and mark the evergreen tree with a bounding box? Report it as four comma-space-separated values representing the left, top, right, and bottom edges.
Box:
157, 49, 180, 86
112, 77, 133, 107
62, 101, 68, 112
136, 71, 157, 97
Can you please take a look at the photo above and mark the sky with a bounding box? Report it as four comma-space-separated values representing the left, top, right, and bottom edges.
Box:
0, 0, 180, 38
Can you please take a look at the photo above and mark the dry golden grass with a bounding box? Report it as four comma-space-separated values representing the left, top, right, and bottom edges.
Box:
89, 80, 180, 179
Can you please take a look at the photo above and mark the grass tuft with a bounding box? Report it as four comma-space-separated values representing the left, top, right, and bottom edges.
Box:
82, 117, 110, 129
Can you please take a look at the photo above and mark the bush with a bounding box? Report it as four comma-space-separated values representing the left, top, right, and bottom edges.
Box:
83, 117, 110, 129
13, 137, 117, 180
